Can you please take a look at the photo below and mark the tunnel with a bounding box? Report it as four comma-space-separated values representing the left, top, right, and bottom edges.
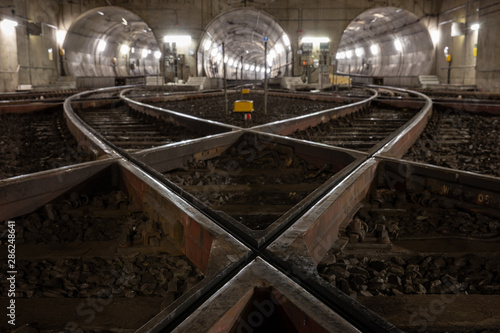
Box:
62, 6, 160, 77
198, 8, 292, 80
336, 7, 435, 79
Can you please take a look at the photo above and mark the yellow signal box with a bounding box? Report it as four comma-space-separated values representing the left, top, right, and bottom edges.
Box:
242, 88, 250, 94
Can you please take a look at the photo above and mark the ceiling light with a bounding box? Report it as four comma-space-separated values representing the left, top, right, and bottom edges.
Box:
122, 18, 127, 25
336, 51, 345, 60
224, 55, 228, 63
120, 44, 130, 54
0, 19, 18, 30
97, 40, 106, 52
244, 64, 250, 70
355, 47, 364, 57
97, 11, 104, 15
250, 65, 255, 71
163, 35, 191, 45
430, 28, 440, 45
56, 30, 67, 46
394, 38, 403, 52
228, 58, 234, 66
471, 23, 480, 31
370, 44, 379, 55
282, 33, 291, 47
154, 51, 161, 59
203, 40, 212, 51
142, 49, 148, 58
301, 37, 330, 43
345, 50, 353, 59
210, 48, 218, 57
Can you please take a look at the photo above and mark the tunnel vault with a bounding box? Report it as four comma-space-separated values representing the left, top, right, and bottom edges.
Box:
198, 8, 292, 80
336, 7, 435, 78
62, 6, 160, 78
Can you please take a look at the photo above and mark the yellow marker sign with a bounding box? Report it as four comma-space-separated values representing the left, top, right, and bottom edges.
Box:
242, 89, 250, 94
234, 100, 254, 113
446, 54, 452, 62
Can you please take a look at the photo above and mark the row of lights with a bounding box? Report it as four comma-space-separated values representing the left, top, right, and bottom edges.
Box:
202, 33, 290, 72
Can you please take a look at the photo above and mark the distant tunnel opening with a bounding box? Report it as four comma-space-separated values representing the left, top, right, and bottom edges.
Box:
336, 7, 434, 79
62, 6, 160, 77
198, 8, 292, 81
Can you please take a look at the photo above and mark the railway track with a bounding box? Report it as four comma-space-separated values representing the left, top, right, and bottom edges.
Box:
0, 89, 80, 102
403, 108, 500, 177
0, 106, 93, 179
2, 85, 500, 332
75, 102, 200, 152
290, 104, 417, 151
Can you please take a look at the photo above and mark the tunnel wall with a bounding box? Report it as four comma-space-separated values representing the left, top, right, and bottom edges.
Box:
336, 8, 435, 82
62, 7, 160, 78
2, 0, 500, 92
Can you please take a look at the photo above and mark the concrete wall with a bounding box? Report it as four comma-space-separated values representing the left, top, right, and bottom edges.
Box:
435, 0, 480, 86
476, 0, 500, 92
0, 13, 18, 91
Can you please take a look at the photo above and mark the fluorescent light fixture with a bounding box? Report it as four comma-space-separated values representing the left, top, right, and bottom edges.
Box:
355, 47, 364, 57
228, 58, 234, 66
261, 67, 266, 73
224, 55, 228, 63
301, 37, 330, 43
282, 33, 291, 47
56, 30, 67, 46
394, 38, 403, 52
154, 51, 161, 59
256, 66, 261, 72
203, 39, 212, 51
233, 61, 238, 68
266, 68, 270, 74
120, 44, 130, 54
122, 18, 127, 25
131, 47, 135, 54
244, 64, 250, 70
215, 53, 222, 62
370, 44, 379, 55
268, 50, 276, 59
0, 19, 18, 30
97, 40, 106, 52
141, 49, 148, 58
345, 50, 353, 59
210, 47, 218, 57
97, 11, 104, 15
163, 35, 191, 45
250, 65, 255, 71
336, 51, 345, 60
148, 49, 152, 54
471, 23, 480, 31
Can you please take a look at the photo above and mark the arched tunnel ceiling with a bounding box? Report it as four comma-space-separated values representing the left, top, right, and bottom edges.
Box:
199, 8, 292, 79
336, 7, 434, 77
63, 6, 160, 77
